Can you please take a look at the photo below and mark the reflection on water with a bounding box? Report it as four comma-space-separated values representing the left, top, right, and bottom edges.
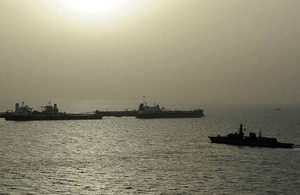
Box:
0, 106, 299, 194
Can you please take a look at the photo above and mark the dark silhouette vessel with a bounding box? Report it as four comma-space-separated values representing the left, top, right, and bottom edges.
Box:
136, 99, 204, 119
209, 124, 294, 148
5, 102, 102, 121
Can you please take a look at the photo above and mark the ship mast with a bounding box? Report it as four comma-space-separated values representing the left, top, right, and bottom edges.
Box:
143, 96, 147, 106
239, 124, 244, 137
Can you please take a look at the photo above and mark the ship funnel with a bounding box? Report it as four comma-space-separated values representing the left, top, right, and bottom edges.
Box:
139, 103, 144, 111
54, 104, 58, 113
15, 103, 19, 112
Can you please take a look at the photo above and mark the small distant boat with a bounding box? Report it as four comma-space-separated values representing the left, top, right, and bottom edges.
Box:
5, 102, 102, 121
275, 108, 281, 111
208, 124, 294, 148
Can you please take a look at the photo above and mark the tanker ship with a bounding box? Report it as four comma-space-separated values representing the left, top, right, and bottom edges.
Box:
136, 99, 204, 119
5, 102, 102, 121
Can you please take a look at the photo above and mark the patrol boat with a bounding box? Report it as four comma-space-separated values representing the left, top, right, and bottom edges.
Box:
209, 124, 294, 148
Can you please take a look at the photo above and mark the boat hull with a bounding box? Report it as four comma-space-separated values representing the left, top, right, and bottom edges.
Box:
5, 114, 102, 121
136, 111, 204, 119
209, 137, 294, 148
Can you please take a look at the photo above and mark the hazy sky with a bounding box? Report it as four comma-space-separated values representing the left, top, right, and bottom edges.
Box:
1, 0, 300, 106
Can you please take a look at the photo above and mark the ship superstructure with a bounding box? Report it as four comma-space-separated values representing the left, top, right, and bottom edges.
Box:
5, 102, 102, 121
13, 102, 33, 116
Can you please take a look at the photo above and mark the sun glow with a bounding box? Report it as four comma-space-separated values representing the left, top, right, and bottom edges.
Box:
46, 0, 149, 23
62, 0, 129, 16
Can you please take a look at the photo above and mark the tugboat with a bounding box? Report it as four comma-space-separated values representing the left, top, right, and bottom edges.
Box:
208, 124, 294, 148
136, 97, 204, 119
5, 102, 102, 121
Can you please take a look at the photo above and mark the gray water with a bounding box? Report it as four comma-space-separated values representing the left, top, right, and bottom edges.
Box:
0, 105, 300, 194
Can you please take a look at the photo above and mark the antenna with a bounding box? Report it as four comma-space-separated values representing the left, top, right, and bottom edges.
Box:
143, 96, 147, 106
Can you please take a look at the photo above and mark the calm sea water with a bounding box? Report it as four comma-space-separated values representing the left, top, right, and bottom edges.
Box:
0, 105, 299, 194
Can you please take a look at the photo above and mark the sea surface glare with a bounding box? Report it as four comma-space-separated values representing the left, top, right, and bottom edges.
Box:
0, 105, 300, 194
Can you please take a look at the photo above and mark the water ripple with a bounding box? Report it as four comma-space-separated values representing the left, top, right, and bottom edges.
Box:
0, 107, 300, 194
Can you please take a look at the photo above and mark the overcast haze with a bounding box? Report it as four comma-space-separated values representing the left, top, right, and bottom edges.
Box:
1, 0, 300, 108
